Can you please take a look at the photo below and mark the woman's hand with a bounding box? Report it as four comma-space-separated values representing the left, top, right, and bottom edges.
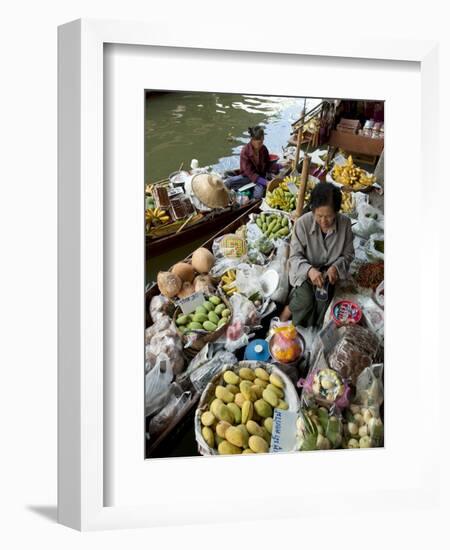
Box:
308, 267, 324, 288
327, 265, 339, 285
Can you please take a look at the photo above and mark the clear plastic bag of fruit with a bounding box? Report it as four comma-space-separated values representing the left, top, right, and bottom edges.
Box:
298, 351, 350, 410
269, 323, 303, 364
297, 405, 344, 451
343, 403, 384, 449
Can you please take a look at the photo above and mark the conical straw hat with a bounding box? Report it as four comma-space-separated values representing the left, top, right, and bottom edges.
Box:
191, 173, 230, 209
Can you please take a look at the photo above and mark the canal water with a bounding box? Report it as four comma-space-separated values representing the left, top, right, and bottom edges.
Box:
145, 92, 321, 283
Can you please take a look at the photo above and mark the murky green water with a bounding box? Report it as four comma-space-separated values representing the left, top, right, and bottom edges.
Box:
145, 92, 320, 283
145, 92, 320, 183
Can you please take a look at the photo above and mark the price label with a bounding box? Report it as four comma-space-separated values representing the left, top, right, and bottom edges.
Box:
287, 182, 298, 196
270, 409, 298, 453
178, 291, 205, 314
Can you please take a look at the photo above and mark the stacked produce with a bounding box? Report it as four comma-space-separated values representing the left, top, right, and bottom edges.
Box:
198, 366, 289, 455
254, 212, 291, 240
342, 404, 384, 449
175, 295, 230, 335
331, 155, 376, 190
297, 406, 343, 451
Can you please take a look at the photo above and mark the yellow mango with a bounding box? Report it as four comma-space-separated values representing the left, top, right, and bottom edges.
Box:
239, 367, 256, 381
262, 388, 279, 408
254, 399, 273, 419
248, 435, 269, 454
226, 402, 242, 425
269, 373, 284, 390
201, 411, 216, 427
223, 370, 240, 385
218, 441, 241, 455
215, 385, 235, 404
202, 426, 215, 448
241, 400, 254, 424
216, 420, 232, 439
234, 393, 246, 408
225, 426, 245, 448
254, 367, 270, 381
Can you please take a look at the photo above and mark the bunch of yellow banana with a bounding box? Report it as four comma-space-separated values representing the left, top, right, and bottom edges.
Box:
332, 155, 376, 190
221, 270, 238, 296
266, 186, 296, 212
145, 183, 155, 195
281, 175, 301, 188
145, 207, 170, 226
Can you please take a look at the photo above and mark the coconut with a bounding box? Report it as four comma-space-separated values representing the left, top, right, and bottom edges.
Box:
191, 247, 215, 274
171, 262, 195, 283
157, 271, 182, 298
178, 281, 195, 299
194, 274, 214, 293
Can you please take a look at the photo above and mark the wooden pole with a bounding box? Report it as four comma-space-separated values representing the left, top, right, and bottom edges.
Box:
293, 126, 303, 174
295, 155, 311, 218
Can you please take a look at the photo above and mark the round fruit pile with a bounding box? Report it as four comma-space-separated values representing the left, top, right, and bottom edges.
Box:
175, 295, 230, 335
197, 365, 289, 455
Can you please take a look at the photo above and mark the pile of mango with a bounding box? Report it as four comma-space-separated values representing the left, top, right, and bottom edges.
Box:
175, 295, 230, 334
200, 366, 288, 455
255, 213, 290, 240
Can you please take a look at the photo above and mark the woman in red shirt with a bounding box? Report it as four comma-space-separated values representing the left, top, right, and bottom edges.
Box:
224, 126, 280, 199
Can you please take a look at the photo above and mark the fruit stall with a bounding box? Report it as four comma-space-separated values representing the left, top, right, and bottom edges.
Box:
145, 143, 385, 459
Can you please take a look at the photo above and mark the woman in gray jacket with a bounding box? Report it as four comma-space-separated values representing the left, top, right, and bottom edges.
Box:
282, 183, 355, 327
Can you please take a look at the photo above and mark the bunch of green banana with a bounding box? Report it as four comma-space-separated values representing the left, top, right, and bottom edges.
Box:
255, 213, 290, 240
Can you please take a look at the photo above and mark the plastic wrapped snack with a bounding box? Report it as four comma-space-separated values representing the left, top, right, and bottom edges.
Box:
354, 363, 384, 412
328, 325, 379, 385
297, 406, 344, 451
270, 324, 303, 364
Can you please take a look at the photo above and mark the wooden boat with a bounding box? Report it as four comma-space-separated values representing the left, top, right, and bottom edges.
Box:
146, 199, 260, 256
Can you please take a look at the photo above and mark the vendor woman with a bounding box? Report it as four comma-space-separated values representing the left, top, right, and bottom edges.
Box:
224, 126, 280, 199
282, 182, 355, 327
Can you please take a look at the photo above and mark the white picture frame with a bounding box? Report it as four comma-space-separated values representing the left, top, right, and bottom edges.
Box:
58, 18, 440, 531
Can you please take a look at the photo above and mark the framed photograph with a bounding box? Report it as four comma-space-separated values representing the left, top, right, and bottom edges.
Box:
58, 18, 440, 530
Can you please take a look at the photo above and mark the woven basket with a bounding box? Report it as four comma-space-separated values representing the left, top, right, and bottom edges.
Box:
194, 360, 301, 456
173, 293, 232, 352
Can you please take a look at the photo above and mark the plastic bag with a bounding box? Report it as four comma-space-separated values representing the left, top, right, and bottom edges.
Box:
234, 264, 264, 300
365, 232, 384, 262
270, 323, 303, 364
358, 295, 384, 341
328, 325, 379, 385
298, 350, 350, 410
147, 389, 192, 436
352, 203, 384, 239
268, 240, 290, 304
145, 353, 174, 417
343, 369, 384, 449
147, 322, 185, 376
187, 349, 237, 393
354, 363, 384, 411
374, 280, 384, 309
297, 406, 344, 450
149, 295, 175, 323
222, 294, 260, 352
145, 315, 171, 345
